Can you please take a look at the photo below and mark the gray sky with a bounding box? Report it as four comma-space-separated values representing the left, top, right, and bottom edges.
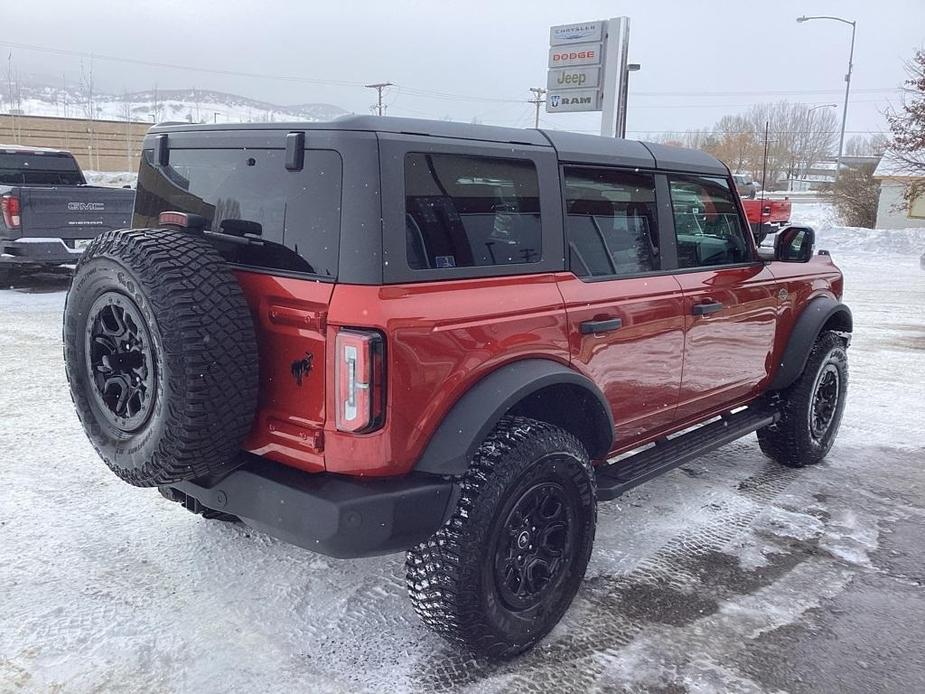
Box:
5, 0, 923, 137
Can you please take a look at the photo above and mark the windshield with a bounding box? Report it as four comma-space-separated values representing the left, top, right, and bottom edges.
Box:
0, 152, 85, 185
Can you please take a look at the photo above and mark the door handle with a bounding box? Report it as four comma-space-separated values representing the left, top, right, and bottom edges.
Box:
580, 317, 623, 334
692, 301, 724, 316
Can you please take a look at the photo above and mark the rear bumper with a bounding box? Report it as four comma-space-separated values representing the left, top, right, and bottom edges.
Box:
172, 457, 457, 558
0, 238, 83, 265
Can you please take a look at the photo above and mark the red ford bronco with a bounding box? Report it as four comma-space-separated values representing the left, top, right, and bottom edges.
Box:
63, 117, 851, 657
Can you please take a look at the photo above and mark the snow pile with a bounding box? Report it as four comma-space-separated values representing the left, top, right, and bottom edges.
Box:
815, 225, 925, 256
788, 201, 838, 229
83, 170, 137, 189
787, 201, 925, 256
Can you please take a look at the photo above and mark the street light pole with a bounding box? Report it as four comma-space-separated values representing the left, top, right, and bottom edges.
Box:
797, 15, 856, 173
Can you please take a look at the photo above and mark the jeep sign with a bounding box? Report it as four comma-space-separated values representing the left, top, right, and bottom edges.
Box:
546, 66, 601, 92
545, 89, 602, 113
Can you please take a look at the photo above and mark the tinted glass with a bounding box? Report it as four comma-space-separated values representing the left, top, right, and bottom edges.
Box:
134, 148, 342, 278
669, 176, 751, 268
0, 152, 85, 185
404, 153, 541, 269
564, 168, 659, 278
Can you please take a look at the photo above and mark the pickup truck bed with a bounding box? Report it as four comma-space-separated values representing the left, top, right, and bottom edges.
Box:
741, 197, 792, 244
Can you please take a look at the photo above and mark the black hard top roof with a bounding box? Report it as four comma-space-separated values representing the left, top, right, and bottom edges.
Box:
147, 115, 728, 175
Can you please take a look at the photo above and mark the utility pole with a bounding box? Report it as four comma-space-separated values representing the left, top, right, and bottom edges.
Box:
365, 82, 393, 117
528, 87, 546, 128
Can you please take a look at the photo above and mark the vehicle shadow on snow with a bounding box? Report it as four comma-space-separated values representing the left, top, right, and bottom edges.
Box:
0, 270, 72, 293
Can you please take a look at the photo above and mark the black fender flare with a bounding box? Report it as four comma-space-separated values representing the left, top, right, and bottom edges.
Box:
768, 296, 852, 391
414, 359, 615, 477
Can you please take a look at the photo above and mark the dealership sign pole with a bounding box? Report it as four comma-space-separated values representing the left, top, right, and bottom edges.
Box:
545, 17, 631, 137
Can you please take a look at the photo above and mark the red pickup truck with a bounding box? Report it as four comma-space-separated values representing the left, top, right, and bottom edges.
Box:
742, 197, 792, 244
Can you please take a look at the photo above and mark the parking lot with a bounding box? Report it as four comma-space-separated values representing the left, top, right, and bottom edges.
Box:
1, 226, 924, 693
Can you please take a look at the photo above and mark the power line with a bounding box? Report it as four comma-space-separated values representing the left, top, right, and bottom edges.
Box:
0, 39, 903, 109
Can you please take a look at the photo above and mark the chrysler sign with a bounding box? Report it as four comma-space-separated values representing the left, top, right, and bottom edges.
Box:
549, 21, 604, 46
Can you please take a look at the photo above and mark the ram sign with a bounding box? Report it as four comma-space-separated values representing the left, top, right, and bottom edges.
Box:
546, 89, 602, 113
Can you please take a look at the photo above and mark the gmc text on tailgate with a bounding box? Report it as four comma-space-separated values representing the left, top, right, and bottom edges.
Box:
0, 144, 135, 284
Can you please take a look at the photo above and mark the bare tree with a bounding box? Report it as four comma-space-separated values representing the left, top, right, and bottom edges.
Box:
886, 48, 925, 208
832, 162, 879, 228
710, 114, 757, 174
844, 134, 889, 157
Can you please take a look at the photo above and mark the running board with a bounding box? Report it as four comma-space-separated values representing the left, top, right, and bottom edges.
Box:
595, 405, 779, 501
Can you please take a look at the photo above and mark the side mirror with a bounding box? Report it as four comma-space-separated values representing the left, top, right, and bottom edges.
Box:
773, 225, 815, 262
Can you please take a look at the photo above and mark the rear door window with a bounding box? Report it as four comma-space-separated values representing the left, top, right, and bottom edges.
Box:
564, 167, 659, 278
669, 176, 751, 268
404, 153, 542, 269
133, 148, 342, 278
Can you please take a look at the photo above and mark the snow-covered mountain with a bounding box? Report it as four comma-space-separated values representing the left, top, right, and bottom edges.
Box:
2, 83, 351, 125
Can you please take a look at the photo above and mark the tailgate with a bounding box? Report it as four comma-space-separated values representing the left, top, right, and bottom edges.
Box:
19, 186, 135, 240
236, 271, 333, 473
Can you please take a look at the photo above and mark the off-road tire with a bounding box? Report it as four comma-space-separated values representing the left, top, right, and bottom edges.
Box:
63, 228, 258, 487
406, 416, 596, 658
0, 266, 15, 287
758, 330, 848, 467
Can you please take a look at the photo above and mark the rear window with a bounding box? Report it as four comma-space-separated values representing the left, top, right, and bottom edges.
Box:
0, 152, 85, 185
404, 153, 542, 269
133, 148, 342, 278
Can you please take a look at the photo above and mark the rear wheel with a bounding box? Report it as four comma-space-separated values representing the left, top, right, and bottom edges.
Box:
406, 416, 596, 658
758, 331, 848, 467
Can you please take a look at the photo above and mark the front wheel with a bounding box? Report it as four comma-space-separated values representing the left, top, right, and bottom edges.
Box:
758, 331, 848, 467
406, 417, 596, 658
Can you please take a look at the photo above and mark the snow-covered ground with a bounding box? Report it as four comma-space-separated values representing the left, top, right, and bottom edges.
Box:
1, 214, 924, 692
82, 170, 137, 189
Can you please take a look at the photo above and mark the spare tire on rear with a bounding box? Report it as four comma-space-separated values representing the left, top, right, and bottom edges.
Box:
64, 228, 258, 487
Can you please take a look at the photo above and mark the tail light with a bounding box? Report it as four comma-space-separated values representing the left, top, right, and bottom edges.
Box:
1, 194, 21, 229
335, 328, 385, 433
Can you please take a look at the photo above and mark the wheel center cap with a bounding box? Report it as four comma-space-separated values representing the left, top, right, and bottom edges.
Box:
517, 530, 531, 549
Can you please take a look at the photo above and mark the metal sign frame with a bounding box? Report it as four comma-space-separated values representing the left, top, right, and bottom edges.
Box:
545, 17, 631, 138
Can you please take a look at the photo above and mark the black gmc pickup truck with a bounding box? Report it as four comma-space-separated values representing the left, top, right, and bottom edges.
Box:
0, 144, 135, 284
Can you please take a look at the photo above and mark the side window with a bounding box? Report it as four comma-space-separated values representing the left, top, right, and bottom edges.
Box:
669, 176, 752, 268
404, 153, 541, 269
564, 167, 659, 278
